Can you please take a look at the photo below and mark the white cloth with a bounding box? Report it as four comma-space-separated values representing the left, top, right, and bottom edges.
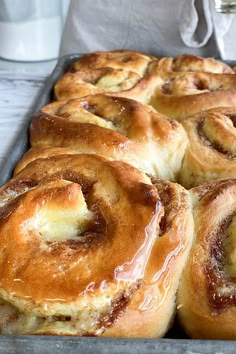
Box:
60, 0, 236, 60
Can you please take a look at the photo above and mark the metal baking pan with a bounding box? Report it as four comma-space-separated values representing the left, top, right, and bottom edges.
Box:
0, 54, 235, 353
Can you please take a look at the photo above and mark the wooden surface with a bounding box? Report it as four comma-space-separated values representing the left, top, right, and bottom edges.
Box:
0, 58, 55, 168
0, 71, 46, 167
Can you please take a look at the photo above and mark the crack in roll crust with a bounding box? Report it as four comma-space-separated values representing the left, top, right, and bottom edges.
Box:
30, 94, 188, 181
179, 107, 236, 188
0, 155, 193, 336
177, 179, 236, 339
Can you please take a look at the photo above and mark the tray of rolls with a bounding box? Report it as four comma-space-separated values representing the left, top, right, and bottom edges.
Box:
0, 50, 235, 354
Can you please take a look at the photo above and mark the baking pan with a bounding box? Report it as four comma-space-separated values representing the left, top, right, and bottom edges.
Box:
0, 54, 235, 353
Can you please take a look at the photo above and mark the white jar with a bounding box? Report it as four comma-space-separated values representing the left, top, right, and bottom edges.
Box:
0, 0, 64, 61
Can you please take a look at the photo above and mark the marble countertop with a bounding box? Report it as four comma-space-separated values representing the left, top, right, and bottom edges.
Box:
0, 58, 57, 175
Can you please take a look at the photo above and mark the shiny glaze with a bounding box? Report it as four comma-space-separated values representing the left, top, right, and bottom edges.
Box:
0, 155, 160, 307
0, 157, 194, 336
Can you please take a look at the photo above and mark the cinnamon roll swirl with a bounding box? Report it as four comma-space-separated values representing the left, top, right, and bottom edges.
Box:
177, 179, 236, 339
150, 72, 236, 121
179, 107, 236, 188
54, 67, 160, 103
148, 54, 234, 79
30, 94, 188, 181
55, 50, 160, 102
0, 154, 193, 336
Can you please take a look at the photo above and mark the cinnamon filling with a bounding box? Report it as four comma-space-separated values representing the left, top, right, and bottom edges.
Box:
206, 214, 236, 313
97, 283, 140, 332
197, 120, 235, 159
230, 115, 236, 127
161, 80, 173, 95
151, 178, 184, 236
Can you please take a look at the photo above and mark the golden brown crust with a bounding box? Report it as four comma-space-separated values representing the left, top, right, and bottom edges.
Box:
69, 49, 156, 76
177, 179, 236, 339
149, 54, 235, 78
179, 107, 236, 188
14, 147, 76, 175
55, 50, 159, 103
54, 67, 161, 103
30, 94, 188, 181
150, 72, 236, 121
0, 155, 193, 336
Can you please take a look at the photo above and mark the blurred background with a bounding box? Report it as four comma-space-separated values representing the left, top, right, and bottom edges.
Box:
0, 0, 70, 72
0, 0, 70, 168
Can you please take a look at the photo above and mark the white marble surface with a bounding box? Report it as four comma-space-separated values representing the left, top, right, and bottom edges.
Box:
0, 58, 56, 171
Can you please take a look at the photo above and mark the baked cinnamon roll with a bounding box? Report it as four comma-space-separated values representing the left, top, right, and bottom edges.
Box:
150, 72, 236, 121
54, 67, 161, 103
179, 107, 236, 188
30, 94, 188, 181
0, 154, 193, 336
55, 50, 160, 102
148, 54, 234, 79
69, 49, 155, 76
177, 179, 236, 339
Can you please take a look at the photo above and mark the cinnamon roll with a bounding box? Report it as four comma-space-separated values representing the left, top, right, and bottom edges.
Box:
30, 94, 188, 181
55, 50, 160, 102
179, 107, 236, 188
150, 72, 236, 121
69, 49, 156, 76
177, 178, 236, 339
0, 154, 193, 336
54, 67, 161, 103
148, 54, 234, 79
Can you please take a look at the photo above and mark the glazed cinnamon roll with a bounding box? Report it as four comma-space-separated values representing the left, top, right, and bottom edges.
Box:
30, 94, 188, 181
0, 154, 193, 336
177, 179, 236, 339
150, 72, 236, 121
179, 107, 236, 188
148, 54, 234, 79
69, 49, 156, 76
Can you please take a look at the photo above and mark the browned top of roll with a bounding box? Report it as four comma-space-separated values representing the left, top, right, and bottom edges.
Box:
14, 147, 76, 175
30, 94, 187, 181
149, 54, 234, 78
150, 72, 236, 120
54, 67, 161, 103
69, 49, 156, 76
